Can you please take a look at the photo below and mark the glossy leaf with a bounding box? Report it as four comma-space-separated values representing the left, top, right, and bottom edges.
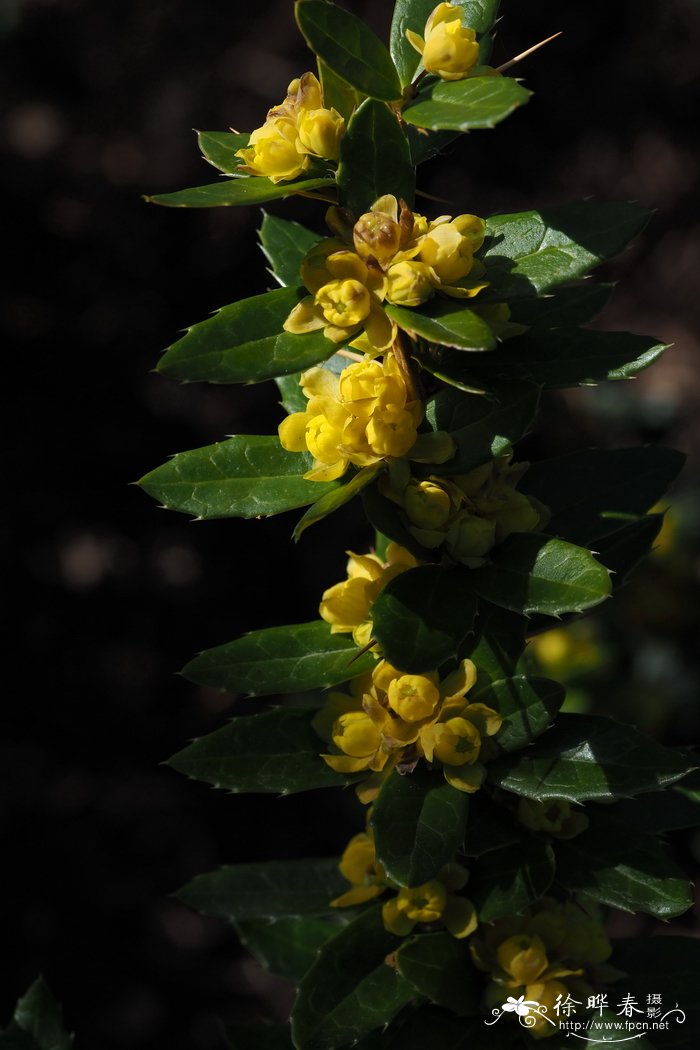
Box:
461, 603, 528, 686
275, 372, 308, 415
295, 1, 402, 102
479, 202, 651, 299
470, 534, 612, 616
522, 447, 685, 547
489, 713, 696, 802
390, 0, 502, 86
594, 778, 700, 834
509, 283, 614, 328
469, 839, 555, 921
291, 905, 414, 1050
462, 792, 520, 857
318, 59, 364, 122
472, 675, 564, 753
338, 99, 414, 215
371, 768, 469, 886
237, 918, 340, 982
182, 620, 376, 696
0, 979, 72, 1050
157, 287, 335, 384
168, 707, 361, 794
386, 299, 497, 350
197, 130, 249, 174
594, 514, 664, 582
259, 214, 320, 287
403, 75, 531, 132
371, 565, 478, 673
178, 858, 347, 920
293, 465, 383, 540
395, 934, 479, 1015
139, 436, 338, 520
145, 175, 336, 208
423, 382, 540, 476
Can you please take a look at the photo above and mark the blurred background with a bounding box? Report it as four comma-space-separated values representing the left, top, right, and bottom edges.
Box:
3, 0, 700, 1046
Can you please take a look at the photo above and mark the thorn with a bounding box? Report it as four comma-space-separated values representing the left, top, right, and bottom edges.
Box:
349, 639, 377, 665
496, 31, 562, 74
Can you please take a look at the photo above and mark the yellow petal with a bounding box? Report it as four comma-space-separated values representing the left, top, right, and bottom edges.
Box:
284, 297, 326, 334
443, 762, 486, 793
330, 884, 385, 908
321, 752, 372, 773
382, 898, 415, 936
362, 300, 396, 352
442, 895, 478, 939
405, 28, 425, 55
304, 458, 348, 482
278, 411, 310, 452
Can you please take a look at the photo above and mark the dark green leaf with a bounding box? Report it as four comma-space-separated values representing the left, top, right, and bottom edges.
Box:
509, 283, 614, 328
226, 1024, 293, 1050
168, 706, 361, 794
382, 1006, 510, 1050
291, 905, 414, 1050
139, 436, 338, 520
610, 937, 700, 1049
480, 202, 651, 300
276, 372, 309, 414
594, 515, 664, 582
293, 465, 383, 540
372, 768, 469, 886
338, 99, 414, 215
461, 792, 520, 857
408, 127, 459, 167
461, 604, 528, 686
522, 448, 685, 547
390, 0, 502, 86
362, 486, 438, 562
386, 300, 496, 350
470, 534, 612, 616
396, 934, 479, 1015
1, 979, 73, 1050
318, 59, 364, 122
179, 858, 346, 920
237, 918, 340, 982
183, 620, 376, 696
295, 1, 401, 102
371, 565, 478, 673
489, 713, 696, 802
469, 839, 555, 920
403, 76, 531, 132
259, 214, 320, 287
145, 175, 336, 208
157, 287, 335, 384
472, 675, 564, 752
197, 130, 249, 174
595, 778, 700, 834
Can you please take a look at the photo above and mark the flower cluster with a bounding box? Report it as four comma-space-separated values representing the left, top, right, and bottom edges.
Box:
380, 450, 548, 565
406, 3, 480, 81
236, 72, 345, 183
278, 355, 454, 482
516, 798, 589, 841
313, 656, 502, 798
284, 194, 488, 352
471, 898, 612, 1038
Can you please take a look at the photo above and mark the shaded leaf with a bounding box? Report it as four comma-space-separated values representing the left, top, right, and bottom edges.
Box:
237, 918, 341, 982
594, 777, 700, 834
259, 214, 320, 287
470, 839, 555, 920
197, 130, 249, 174
338, 99, 414, 215
594, 515, 664, 582
275, 372, 309, 414
472, 675, 564, 753
1, 979, 73, 1050
395, 934, 479, 1015
461, 603, 528, 686
610, 937, 700, 1049
462, 792, 520, 857
386, 299, 496, 350
145, 175, 336, 208
403, 75, 531, 132
293, 465, 383, 540
509, 283, 614, 328
362, 486, 438, 562
318, 59, 364, 122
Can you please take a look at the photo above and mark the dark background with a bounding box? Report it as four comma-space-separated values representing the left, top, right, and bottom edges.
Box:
4, 0, 700, 1046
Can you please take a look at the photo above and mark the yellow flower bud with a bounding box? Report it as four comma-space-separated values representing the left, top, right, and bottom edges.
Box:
338, 832, 376, 886
305, 411, 348, 465
316, 279, 371, 327
419, 215, 485, 285
297, 107, 345, 159
525, 980, 569, 1036
385, 260, 435, 306
396, 880, 447, 923
388, 674, 441, 722
404, 480, 453, 530
332, 711, 382, 759
446, 512, 496, 563
421, 717, 481, 766
365, 406, 419, 459
353, 210, 403, 266
421, 4, 479, 82
497, 934, 549, 985
237, 116, 309, 183
517, 798, 572, 835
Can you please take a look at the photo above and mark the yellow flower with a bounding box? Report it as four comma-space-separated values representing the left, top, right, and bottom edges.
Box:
296, 107, 345, 160
526, 980, 569, 1038
403, 480, 453, 530
382, 879, 478, 939
385, 260, 435, 306
237, 116, 309, 183
517, 799, 590, 841
387, 674, 441, 722
331, 831, 387, 907
498, 934, 550, 985
406, 3, 480, 82
417, 214, 486, 286
325, 710, 388, 774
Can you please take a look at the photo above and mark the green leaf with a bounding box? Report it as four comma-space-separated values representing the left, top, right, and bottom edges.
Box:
295, 1, 402, 102
183, 620, 376, 696
139, 436, 339, 520
291, 905, 415, 1050
318, 59, 364, 122
509, 283, 614, 328
237, 917, 340, 982
226, 1024, 293, 1050
461, 603, 528, 686
362, 486, 437, 562
168, 706, 360, 794
293, 465, 383, 540
470, 534, 612, 616
522, 447, 685, 547
386, 300, 497, 350
403, 75, 531, 132
462, 792, 520, 857
461, 329, 670, 388
371, 565, 478, 673
594, 778, 700, 834
382, 1006, 510, 1050
594, 514, 664, 582
145, 175, 336, 208
408, 127, 459, 167
259, 214, 320, 287
178, 858, 347, 920
390, 0, 502, 86
609, 937, 700, 1048
197, 130, 249, 174
480, 202, 651, 299
556, 830, 693, 919
372, 768, 469, 886
157, 287, 335, 384
489, 713, 696, 802
396, 934, 479, 1015
276, 372, 309, 414
469, 839, 555, 920
423, 382, 540, 476
337, 99, 414, 216
1, 979, 73, 1050
472, 675, 564, 753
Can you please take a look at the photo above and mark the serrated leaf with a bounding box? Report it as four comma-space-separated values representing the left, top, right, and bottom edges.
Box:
403, 75, 531, 132
259, 214, 320, 288
145, 175, 336, 208
295, 1, 401, 102
157, 287, 335, 384
472, 675, 564, 753
371, 565, 478, 673
275, 373, 309, 415
462, 792, 520, 857
408, 126, 460, 166
197, 130, 249, 174
461, 603, 528, 686
183, 620, 376, 696
372, 768, 469, 887
237, 918, 341, 982
509, 283, 614, 328
291, 905, 414, 1050
489, 713, 696, 802
386, 299, 497, 350
522, 447, 685, 547
293, 465, 383, 540
178, 858, 347, 920
469, 839, 555, 920
470, 534, 612, 616
479, 202, 651, 300
390, 0, 502, 86
594, 514, 664, 582
337, 99, 414, 215
594, 778, 700, 834
139, 436, 338, 519
168, 706, 360, 794
395, 934, 479, 1015
1, 979, 73, 1050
